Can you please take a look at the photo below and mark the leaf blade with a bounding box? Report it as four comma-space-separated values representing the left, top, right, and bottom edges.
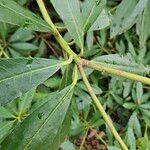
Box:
0, 58, 62, 104
50, 0, 83, 48
82, 0, 106, 32
93, 54, 150, 75
0, 121, 14, 143
2, 86, 73, 149
110, 0, 148, 38
0, 0, 50, 32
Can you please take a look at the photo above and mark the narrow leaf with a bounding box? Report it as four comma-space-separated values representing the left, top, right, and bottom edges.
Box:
139, 0, 150, 42
127, 127, 136, 150
110, 0, 148, 38
128, 112, 142, 137
18, 88, 36, 114
138, 0, 150, 60
136, 82, 143, 104
50, 0, 83, 48
82, 0, 106, 32
88, 9, 110, 31
9, 28, 34, 42
10, 42, 38, 51
123, 82, 132, 98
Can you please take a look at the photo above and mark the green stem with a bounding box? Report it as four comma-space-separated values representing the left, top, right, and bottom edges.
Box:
78, 64, 128, 150
36, 0, 80, 63
83, 59, 150, 86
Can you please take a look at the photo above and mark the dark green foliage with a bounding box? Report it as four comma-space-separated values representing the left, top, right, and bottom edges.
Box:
0, 0, 149, 149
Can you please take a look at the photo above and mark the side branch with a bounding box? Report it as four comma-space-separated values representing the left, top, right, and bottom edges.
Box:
82, 59, 150, 85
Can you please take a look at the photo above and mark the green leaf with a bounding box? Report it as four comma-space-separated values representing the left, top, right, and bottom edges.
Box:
59, 64, 73, 90
35, 40, 47, 58
127, 127, 136, 150
94, 54, 136, 66
133, 115, 142, 138
136, 82, 143, 104
111, 93, 123, 105
8, 47, 23, 58
110, 0, 148, 38
9, 28, 34, 42
0, 58, 62, 104
75, 87, 92, 110
136, 137, 149, 150
77, 82, 102, 95
123, 82, 132, 98
0, 22, 7, 41
43, 76, 61, 89
108, 146, 121, 150
61, 140, 76, 150
141, 93, 150, 103
86, 31, 94, 50
88, 9, 110, 32
142, 113, 150, 126
0, 106, 13, 118
50, 0, 83, 48
128, 112, 142, 137
18, 88, 36, 114
10, 42, 38, 51
93, 54, 150, 75
138, 0, 150, 60
127, 41, 137, 57
49, 108, 72, 150
82, 0, 107, 32
141, 2, 150, 40
2, 86, 73, 149
123, 102, 136, 110
14, 0, 28, 5
50, 0, 107, 47
0, 0, 50, 32
140, 103, 150, 110
0, 121, 14, 143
